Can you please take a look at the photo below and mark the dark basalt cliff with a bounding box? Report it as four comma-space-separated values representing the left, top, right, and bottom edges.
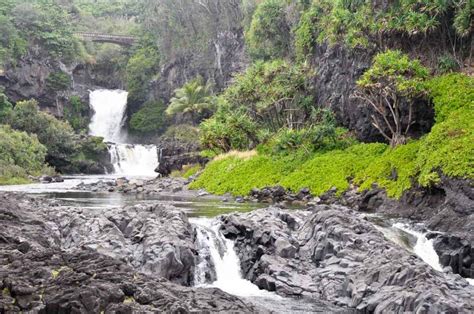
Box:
0, 193, 255, 313
219, 205, 474, 312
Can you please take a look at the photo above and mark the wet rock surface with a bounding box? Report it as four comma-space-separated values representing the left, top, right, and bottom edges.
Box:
0, 192, 254, 313
155, 140, 208, 177
77, 177, 192, 195
219, 205, 474, 312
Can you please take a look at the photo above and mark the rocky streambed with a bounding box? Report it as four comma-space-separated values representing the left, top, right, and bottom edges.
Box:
0, 190, 473, 313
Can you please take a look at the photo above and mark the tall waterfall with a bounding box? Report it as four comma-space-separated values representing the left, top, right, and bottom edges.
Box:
191, 218, 279, 298
89, 90, 158, 177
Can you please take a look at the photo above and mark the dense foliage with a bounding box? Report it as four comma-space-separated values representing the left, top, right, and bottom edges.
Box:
192, 73, 474, 198
0, 0, 85, 64
129, 100, 167, 135
0, 93, 13, 123
223, 60, 313, 131
426, 73, 474, 122
64, 96, 90, 132
166, 77, 216, 124
8, 99, 76, 167
0, 125, 48, 184
295, 0, 473, 57
246, 0, 291, 59
200, 103, 258, 152
355, 50, 430, 146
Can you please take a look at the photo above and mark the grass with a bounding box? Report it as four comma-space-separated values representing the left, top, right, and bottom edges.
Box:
191, 74, 474, 199
170, 164, 203, 179
0, 176, 31, 186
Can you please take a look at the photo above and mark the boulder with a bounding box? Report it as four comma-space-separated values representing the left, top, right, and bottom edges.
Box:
219, 206, 474, 312
0, 192, 255, 313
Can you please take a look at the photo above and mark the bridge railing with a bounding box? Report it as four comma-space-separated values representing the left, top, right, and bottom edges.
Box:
74, 32, 136, 43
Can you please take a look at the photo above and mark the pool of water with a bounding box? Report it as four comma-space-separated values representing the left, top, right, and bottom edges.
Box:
0, 175, 266, 218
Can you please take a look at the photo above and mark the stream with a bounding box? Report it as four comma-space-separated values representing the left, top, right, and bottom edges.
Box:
0, 89, 471, 312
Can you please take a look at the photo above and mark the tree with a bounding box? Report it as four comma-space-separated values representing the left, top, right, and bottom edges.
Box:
129, 100, 167, 134
166, 77, 216, 124
199, 101, 257, 152
246, 0, 291, 60
8, 99, 76, 165
0, 124, 47, 175
0, 93, 13, 123
354, 50, 430, 147
223, 60, 314, 132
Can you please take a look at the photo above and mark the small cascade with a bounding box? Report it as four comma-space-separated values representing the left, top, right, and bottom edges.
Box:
110, 144, 158, 177
392, 223, 443, 272
88, 89, 158, 177
191, 218, 278, 298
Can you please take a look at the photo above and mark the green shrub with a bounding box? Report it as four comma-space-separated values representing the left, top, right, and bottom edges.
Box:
416, 108, 474, 186
223, 59, 313, 132
190, 150, 309, 196
8, 99, 76, 167
46, 71, 71, 91
0, 124, 48, 184
355, 141, 420, 198
426, 73, 474, 123
246, 0, 290, 59
436, 54, 460, 74
282, 143, 387, 196
126, 46, 160, 106
294, 0, 470, 54
163, 124, 200, 143
0, 93, 13, 123
199, 103, 258, 153
356, 50, 430, 146
64, 96, 89, 132
129, 100, 167, 134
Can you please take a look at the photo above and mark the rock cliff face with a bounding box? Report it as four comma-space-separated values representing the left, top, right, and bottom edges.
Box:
148, 29, 248, 113
155, 140, 207, 177
309, 42, 435, 142
219, 205, 474, 312
0, 193, 254, 313
1, 48, 126, 118
0, 50, 73, 116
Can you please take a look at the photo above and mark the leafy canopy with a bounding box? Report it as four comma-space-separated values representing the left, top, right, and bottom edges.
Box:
166, 77, 216, 123
129, 100, 167, 134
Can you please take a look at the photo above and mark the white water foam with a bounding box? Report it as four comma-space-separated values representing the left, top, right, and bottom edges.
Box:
88, 89, 158, 177
89, 89, 128, 143
110, 144, 158, 177
392, 223, 443, 272
191, 218, 280, 298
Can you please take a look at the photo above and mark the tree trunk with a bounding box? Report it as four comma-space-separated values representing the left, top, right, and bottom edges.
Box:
390, 133, 407, 147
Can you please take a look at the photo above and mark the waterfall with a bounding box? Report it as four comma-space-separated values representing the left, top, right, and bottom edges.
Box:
392, 223, 443, 272
191, 218, 279, 298
89, 90, 158, 177
89, 89, 128, 143
110, 144, 158, 177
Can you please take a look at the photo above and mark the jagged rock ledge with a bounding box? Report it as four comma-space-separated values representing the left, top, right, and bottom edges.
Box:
219, 205, 474, 312
0, 192, 254, 313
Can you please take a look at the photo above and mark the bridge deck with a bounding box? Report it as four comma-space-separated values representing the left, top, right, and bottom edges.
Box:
75, 32, 136, 45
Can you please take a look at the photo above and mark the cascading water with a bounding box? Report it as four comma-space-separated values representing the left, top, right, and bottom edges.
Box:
89, 89, 128, 143
391, 223, 443, 272
191, 218, 278, 298
89, 90, 158, 176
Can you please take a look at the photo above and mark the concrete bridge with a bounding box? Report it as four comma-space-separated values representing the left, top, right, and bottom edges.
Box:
74, 32, 136, 46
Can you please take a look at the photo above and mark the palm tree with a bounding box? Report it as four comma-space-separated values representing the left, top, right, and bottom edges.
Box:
166, 77, 216, 124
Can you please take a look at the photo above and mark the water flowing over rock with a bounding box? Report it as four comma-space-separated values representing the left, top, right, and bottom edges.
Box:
88, 89, 159, 176
0, 192, 255, 312
219, 205, 474, 312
